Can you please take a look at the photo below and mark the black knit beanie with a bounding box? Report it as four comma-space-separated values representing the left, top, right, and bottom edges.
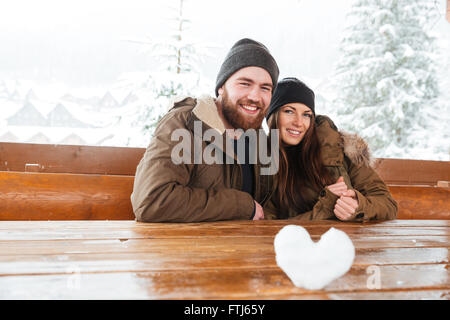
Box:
266, 77, 315, 120
215, 38, 279, 97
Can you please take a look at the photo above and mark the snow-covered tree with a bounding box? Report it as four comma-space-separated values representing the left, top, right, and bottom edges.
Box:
117, 0, 216, 146
333, 0, 442, 158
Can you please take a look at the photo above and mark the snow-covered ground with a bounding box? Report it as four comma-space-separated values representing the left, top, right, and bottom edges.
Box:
0, 80, 142, 147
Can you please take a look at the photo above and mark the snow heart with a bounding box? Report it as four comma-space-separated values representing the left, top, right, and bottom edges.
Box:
274, 225, 355, 290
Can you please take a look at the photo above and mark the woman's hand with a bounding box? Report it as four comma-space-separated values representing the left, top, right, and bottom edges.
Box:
253, 200, 265, 220
326, 176, 348, 196
326, 177, 360, 220
334, 189, 359, 221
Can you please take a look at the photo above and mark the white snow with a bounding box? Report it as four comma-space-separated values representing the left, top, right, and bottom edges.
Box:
274, 225, 355, 290
331, 0, 449, 160
0, 0, 448, 159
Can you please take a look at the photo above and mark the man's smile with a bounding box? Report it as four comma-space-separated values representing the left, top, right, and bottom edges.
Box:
239, 104, 260, 115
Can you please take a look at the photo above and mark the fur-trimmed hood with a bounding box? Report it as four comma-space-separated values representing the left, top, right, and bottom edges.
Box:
341, 132, 373, 167
315, 115, 373, 168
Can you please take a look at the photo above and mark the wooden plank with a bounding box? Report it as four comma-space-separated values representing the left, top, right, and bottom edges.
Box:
271, 290, 450, 300
437, 181, 450, 188
0, 233, 448, 249
0, 220, 447, 300
0, 219, 447, 229
0, 220, 448, 239
1, 142, 448, 186
0, 220, 448, 249
0, 142, 144, 175
1, 171, 449, 220
0, 225, 448, 242
0, 247, 447, 276
0, 264, 448, 299
390, 185, 450, 219
373, 158, 450, 186
0, 171, 135, 220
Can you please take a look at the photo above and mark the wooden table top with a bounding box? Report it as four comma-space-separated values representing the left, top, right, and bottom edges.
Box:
0, 219, 448, 300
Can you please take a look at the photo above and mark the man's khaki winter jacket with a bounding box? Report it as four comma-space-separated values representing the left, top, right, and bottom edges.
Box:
131, 95, 273, 222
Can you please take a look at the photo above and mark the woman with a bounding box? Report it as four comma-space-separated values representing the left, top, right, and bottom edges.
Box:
264, 77, 397, 221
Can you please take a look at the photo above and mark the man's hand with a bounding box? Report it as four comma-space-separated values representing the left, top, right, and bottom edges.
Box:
253, 201, 264, 220
326, 176, 348, 196
334, 189, 359, 221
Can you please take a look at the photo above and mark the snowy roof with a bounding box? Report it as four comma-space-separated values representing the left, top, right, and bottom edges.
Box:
0, 125, 124, 146
7, 101, 48, 126
0, 131, 18, 143
25, 89, 38, 101
46, 103, 93, 128
121, 92, 139, 106
58, 133, 86, 145
27, 132, 51, 144
99, 91, 120, 109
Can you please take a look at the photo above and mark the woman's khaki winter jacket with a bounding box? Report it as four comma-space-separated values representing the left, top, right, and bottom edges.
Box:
131, 95, 273, 222
263, 117, 398, 221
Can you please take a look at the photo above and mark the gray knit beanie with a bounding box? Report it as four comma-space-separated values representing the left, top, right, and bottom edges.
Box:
215, 38, 279, 97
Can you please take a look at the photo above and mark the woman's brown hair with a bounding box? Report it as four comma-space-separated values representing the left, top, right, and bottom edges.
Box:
268, 110, 334, 217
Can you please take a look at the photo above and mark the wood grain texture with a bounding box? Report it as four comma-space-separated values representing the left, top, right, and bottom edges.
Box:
389, 185, 450, 219
0, 224, 448, 241
0, 171, 135, 220
1, 143, 449, 186
0, 142, 144, 175
1, 172, 449, 220
0, 265, 449, 300
0, 220, 448, 299
0, 247, 447, 275
1, 142, 449, 220
374, 158, 450, 186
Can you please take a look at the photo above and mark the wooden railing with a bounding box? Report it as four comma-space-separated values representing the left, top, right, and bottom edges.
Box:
0, 142, 449, 220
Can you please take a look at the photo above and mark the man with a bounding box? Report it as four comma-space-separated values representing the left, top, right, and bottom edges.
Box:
131, 38, 279, 222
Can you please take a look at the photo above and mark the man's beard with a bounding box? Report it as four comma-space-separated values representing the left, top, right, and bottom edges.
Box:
221, 89, 266, 131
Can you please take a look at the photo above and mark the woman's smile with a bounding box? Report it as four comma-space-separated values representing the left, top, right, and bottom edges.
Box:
278, 103, 312, 146
286, 128, 303, 136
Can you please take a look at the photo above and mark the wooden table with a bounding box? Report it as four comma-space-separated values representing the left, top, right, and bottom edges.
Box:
0, 220, 448, 300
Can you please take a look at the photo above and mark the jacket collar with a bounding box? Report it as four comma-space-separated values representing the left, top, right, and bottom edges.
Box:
188, 95, 272, 169
187, 95, 236, 161
192, 95, 226, 135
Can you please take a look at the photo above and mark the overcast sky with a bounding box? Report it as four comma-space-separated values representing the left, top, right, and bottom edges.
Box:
0, 0, 448, 88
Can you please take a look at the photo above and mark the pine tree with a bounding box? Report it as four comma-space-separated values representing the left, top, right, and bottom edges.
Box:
333, 0, 440, 158
115, 0, 215, 146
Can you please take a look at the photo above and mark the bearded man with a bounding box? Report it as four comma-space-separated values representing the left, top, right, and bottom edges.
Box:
131, 38, 279, 222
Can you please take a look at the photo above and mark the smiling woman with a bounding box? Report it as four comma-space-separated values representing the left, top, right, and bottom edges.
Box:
264, 77, 399, 222
278, 104, 312, 146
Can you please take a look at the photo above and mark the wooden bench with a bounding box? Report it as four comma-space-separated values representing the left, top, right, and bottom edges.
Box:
0, 142, 449, 220
372, 158, 450, 219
